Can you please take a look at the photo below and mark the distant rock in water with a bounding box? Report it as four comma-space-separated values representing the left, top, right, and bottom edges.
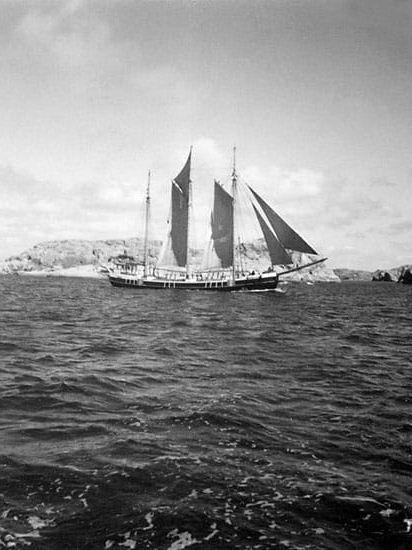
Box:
372, 270, 395, 282
398, 266, 412, 285
0, 238, 339, 282
372, 264, 412, 283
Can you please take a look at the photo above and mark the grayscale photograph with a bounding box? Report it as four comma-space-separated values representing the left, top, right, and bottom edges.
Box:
0, 1, 411, 549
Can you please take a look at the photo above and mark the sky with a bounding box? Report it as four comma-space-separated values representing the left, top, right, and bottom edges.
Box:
0, 0, 411, 269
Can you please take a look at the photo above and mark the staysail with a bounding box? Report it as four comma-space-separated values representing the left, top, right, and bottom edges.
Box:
249, 186, 317, 255
252, 205, 292, 266
158, 151, 192, 268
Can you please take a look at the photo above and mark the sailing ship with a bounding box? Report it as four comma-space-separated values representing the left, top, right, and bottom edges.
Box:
108, 149, 325, 291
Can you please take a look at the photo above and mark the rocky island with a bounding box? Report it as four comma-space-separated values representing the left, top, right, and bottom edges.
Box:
1, 238, 339, 282
1, 239, 409, 283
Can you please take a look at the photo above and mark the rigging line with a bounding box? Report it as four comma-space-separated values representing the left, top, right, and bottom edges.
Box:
156, 192, 173, 268
235, 181, 248, 272
232, 169, 248, 274
201, 179, 218, 270
231, 146, 237, 280
238, 177, 256, 271
236, 180, 251, 237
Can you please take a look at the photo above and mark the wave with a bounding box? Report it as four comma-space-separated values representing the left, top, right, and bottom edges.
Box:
0, 278, 411, 549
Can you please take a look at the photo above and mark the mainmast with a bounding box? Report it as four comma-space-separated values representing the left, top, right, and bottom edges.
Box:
186, 145, 193, 278
231, 146, 237, 282
143, 170, 151, 278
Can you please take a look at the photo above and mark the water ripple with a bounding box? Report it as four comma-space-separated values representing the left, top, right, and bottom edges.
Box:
0, 276, 411, 549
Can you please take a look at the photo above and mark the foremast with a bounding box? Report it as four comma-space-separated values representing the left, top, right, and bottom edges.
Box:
231, 146, 237, 282
143, 170, 151, 278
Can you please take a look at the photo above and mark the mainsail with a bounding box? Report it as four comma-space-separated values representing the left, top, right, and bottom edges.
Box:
211, 181, 233, 268
202, 181, 234, 269
158, 151, 192, 268
252, 205, 292, 266
249, 186, 317, 255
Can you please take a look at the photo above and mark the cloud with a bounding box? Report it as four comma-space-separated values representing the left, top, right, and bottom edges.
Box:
0, 164, 141, 259
241, 165, 324, 203
387, 219, 412, 234
12, 2, 197, 108
1, 142, 410, 270
0, 141, 327, 259
17, 1, 112, 71
302, 175, 411, 268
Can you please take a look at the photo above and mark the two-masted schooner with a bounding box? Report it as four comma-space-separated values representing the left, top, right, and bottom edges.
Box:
107, 149, 325, 291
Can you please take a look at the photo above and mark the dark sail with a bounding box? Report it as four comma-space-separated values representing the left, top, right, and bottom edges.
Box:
211, 181, 233, 268
169, 151, 191, 267
249, 186, 317, 255
253, 205, 292, 266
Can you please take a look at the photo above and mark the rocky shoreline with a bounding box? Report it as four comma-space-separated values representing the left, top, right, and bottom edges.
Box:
371, 265, 412, 284
0, 238, 409, 283
15, 264, 103, 279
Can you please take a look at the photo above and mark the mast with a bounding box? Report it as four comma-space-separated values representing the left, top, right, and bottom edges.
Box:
186, 145, 193, 278
143, 170, 151, 278
231, 146, 237, 282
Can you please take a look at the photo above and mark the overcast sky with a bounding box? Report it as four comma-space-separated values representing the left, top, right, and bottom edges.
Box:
0, 0, 411, 269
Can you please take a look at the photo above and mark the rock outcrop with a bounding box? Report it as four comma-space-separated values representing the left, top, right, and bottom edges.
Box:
0, 238, 161, 274
371, 264, 412, 283
0, 238, 339, 282
398, 266, 412, 285
2, 239, 409, 284
372, 270, 394, 282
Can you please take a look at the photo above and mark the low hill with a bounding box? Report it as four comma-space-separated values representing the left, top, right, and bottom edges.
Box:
1, 238, 159, 273
1, 237, 336, 282
333, 268, 372, 281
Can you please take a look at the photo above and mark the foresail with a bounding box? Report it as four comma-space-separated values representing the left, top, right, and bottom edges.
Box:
249, 186, 317, 255
158, 151, 191, 268
252, 205, 292, 266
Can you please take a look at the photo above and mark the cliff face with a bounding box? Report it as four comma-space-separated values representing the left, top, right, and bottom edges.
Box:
1, 237, 335, 281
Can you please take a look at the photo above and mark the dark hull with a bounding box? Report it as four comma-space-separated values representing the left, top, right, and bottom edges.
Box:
108, 274, 279, 292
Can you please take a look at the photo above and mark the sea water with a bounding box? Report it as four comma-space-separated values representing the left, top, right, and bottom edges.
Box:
0, 276, 411, 549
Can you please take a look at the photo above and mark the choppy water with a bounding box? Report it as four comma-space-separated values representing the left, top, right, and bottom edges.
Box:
0, 275, 411, 550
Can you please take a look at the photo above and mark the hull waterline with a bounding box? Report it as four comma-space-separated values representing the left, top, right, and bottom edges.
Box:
108, 274, 279, 292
